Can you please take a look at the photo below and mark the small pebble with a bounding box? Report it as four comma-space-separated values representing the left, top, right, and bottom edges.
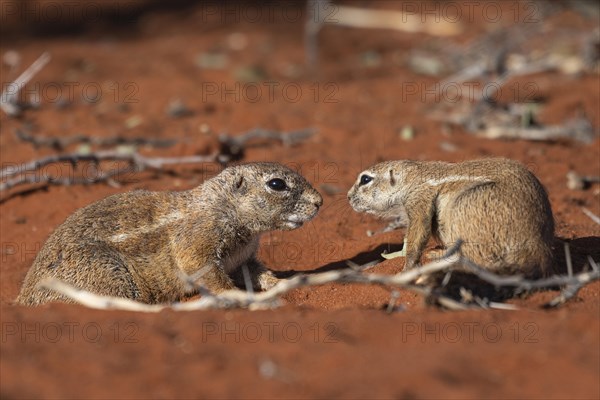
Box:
116, 103, 130, 113
166, 98, 193, 118
409, 53, 445, 76
259, 359, 277, 379
360, 51, 382, 68
234, 65, 268, 82
199, 123, 211, 135
125, 115, 143, 129
439, 141, 458, 152
228, 32, 248, 51
77, 144, 92, 155
195, 52, 229, 70
2, 50, 20, 68
55, 97, 71, 110
320, 184, 343, 196
399, 125, 414, 141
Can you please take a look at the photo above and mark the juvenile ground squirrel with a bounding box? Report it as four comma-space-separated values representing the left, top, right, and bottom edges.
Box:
348, 158, 554, 276
18, 162, 323, 305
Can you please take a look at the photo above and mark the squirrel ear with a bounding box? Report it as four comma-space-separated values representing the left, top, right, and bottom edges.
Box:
389, 169, 396, 186
234, 174, 245, 192
222, 167, 246, 194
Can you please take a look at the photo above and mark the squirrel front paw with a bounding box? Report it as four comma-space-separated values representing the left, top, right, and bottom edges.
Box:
258, 271, 280, 291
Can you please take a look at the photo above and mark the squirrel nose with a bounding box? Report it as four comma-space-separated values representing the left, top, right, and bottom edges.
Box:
347, 188, 354, 201
308, 190, 323, 208
314, 193, 323, 208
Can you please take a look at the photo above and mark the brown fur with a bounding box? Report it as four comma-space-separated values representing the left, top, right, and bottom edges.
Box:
348, 158, 554, 276
17, 163, 322, 305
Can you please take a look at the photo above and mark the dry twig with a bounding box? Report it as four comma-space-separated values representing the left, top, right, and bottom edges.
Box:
40, 252, 459, 312
14, 129, 176, 150
476, 116, 596, 143
217, 128, 315, 162
304, 1, 461, 70
0, 150, 218, 193
567, 171, 600, 190
1, 127, 315, 198
423, 5, 598, 143
461, 256, 599, 308
582, 208, 600, 225
1, 52, 51, 116
330, 5, 462, 36
38, 242, 600, 312
367, 217, 407, 237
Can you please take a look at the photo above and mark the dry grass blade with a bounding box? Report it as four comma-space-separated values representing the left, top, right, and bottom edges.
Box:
1, 52, 51, 116
582, 208, 600, 225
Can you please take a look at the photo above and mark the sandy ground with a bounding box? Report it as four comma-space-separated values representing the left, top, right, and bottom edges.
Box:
1, 1, 599, 399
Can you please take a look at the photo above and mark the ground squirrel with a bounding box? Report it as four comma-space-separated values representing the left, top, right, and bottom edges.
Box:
17, 162, 323, 305
348, 158, 554, 276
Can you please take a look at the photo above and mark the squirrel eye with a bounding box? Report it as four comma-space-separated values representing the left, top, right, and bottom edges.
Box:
359, 175, 373, 186
267, 178, 288, 191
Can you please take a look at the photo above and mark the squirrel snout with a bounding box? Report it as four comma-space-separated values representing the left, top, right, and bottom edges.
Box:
347, 187, 357, 202
314, 194, 323, 208
307, 191, 323, 208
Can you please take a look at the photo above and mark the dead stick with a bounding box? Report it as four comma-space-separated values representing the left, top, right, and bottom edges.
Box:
14, 129, 176, 150
39, 253, 460, 312
39, 244, 598, 311
1, 52, 51, 116
582, 208, 600, 225
0, 150, 217, 182
0, 151, 219, 193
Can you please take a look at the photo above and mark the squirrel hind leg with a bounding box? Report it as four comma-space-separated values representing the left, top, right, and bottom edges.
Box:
37, 242, 144, 303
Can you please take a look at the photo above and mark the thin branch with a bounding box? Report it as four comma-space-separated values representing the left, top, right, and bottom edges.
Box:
35, 239, 600, 312
346, 259, 379, 271
567, 171, 600, 190
565, 242, 573, 278
1, 52, 51, 116
241, 264, 255, 297
0, 150, 217, 188
461, 257, 600, 307
39, 252, 460, 312
1, 128, 315, 198
385, 290, 401, 313
14, 129, 176, 150
476, 118, 596, 143
1, 164, 137, 192
217, 128, 315, 162
423, 7, 598, 144
367, 217, 407, 236
2, 128, 314, 181
330, 5, 462, 36
304, 0, 329, 70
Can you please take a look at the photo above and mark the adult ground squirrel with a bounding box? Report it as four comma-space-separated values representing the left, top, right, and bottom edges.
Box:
348, 158, 554, 276
18, 162, 323, 305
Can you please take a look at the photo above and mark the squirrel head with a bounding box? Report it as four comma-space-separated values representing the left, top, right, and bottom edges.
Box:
211, 162, 323, 233
347, 161, 415, 221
